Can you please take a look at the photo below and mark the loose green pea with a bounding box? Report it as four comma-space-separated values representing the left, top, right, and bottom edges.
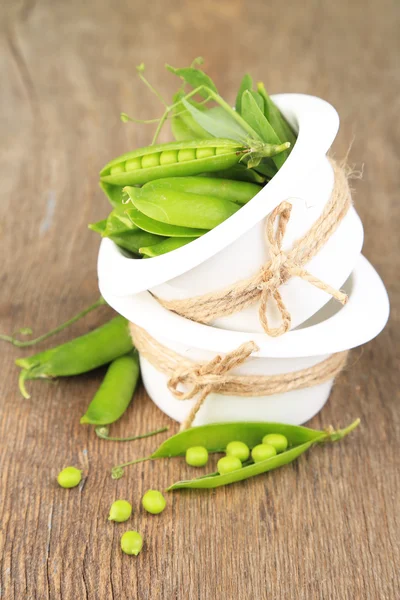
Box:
262, 433, 288, 453
57, 466, 82, 488
217, 455, 242, 475
178, 148, 196, 162
251, 443, 277, 463
125, 157, 141, 171
142, 490, 166, 515
160, 150, 178, 165
142, 153, 160, 168
120, 531, 143, 556
110, 164, 125, 174
108, 500, 132, 523
196, 147, 215, 159
185, 446, 209, 467
226, 441, 250, 462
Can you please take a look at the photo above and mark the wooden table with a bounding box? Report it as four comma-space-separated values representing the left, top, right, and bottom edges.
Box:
1, 1, 399, 598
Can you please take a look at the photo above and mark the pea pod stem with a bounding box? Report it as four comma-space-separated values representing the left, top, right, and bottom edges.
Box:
0, 296, 106, 348
15, 316, 133, 398
96, 425, 169, 442
111, 456, 153, 480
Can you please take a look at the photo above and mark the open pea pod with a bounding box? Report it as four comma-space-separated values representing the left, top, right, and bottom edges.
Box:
100, 139, 243, 186
151, 422, 331, 457
126, 207, 207, 238
151, 420, 360, 491
141, 177, 261, 206
124, 186, 239, 229
89, 210, 165, 254
167, 441, 316, 490
139, 236, 198, 258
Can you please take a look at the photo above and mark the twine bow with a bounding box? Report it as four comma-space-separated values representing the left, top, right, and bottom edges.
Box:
167, 341, 259, 430
154, 159, 352, 337
258, 201, 348, 337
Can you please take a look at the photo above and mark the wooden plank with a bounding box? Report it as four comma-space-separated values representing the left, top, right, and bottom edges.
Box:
0, 0, 399, 598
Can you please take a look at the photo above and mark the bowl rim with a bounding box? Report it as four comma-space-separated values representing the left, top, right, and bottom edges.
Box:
100, 254, 390, 359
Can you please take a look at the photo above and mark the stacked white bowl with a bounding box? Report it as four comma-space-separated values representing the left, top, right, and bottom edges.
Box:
98, 94, 389, 426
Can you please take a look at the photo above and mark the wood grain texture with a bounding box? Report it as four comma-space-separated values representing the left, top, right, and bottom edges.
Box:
0, 0, 399, 598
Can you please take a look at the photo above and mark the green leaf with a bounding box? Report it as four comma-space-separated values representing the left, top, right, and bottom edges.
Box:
241, 91, 287, 169
235, 74, 253, 114
170, 91, 210, 141
249, 90, 264, 113
182, 99, 248, 142
257, 82, 297, 146
166, 64, 218, 98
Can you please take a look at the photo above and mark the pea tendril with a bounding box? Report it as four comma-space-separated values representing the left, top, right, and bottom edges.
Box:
0, 296, 106, 348
95, 425, 169, 442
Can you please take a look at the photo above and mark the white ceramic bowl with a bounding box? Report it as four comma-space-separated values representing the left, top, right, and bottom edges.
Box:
98, 93, 363, 333
100, 255, 389, 426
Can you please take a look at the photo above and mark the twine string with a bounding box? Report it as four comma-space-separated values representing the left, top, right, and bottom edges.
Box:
154, 159, 352, 336
130, 323, 349, 430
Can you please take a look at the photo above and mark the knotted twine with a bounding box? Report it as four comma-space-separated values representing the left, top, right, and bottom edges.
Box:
130, 323, 349, 430
154, 159, 352, 337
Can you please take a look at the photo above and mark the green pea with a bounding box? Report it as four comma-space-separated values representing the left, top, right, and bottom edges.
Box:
217, 455, 242, 475
141, 153, 160, 168
262, 433, 288, 453
185, 446, 209, 467
226, 441, 250, 462
196, 147, 215, 159
142, 490, 166, 515
110, 164, 125, 174
108, 499, 132, 523
125, 157, 141, 171
215, 146, 231, 155
251, 443, 277, 463
120, 531, 143, 556
160, 150, 178, 165
57, 466, 82, 488
178, 148, 196, 162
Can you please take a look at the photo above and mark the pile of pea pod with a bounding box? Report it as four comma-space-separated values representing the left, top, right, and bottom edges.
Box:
90, 60, 297, 258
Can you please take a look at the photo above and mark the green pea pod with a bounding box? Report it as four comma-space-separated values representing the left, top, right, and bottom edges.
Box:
124, 186, 239, 229
89, 219, 107, 234
111, 420, 360, 483
99, 182, 125, 208
126, 207, 207, 238
141, 177, 261, 206
100, 138, 288, 186
16, 316, 133, 398
200, 165, 266, 184
89, 211, 165, 254
139, 236, 198, 258
151, 422, 326, 456
163, 420, 360, 490
100, 139, 243, 186
80, 350, 140, 426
